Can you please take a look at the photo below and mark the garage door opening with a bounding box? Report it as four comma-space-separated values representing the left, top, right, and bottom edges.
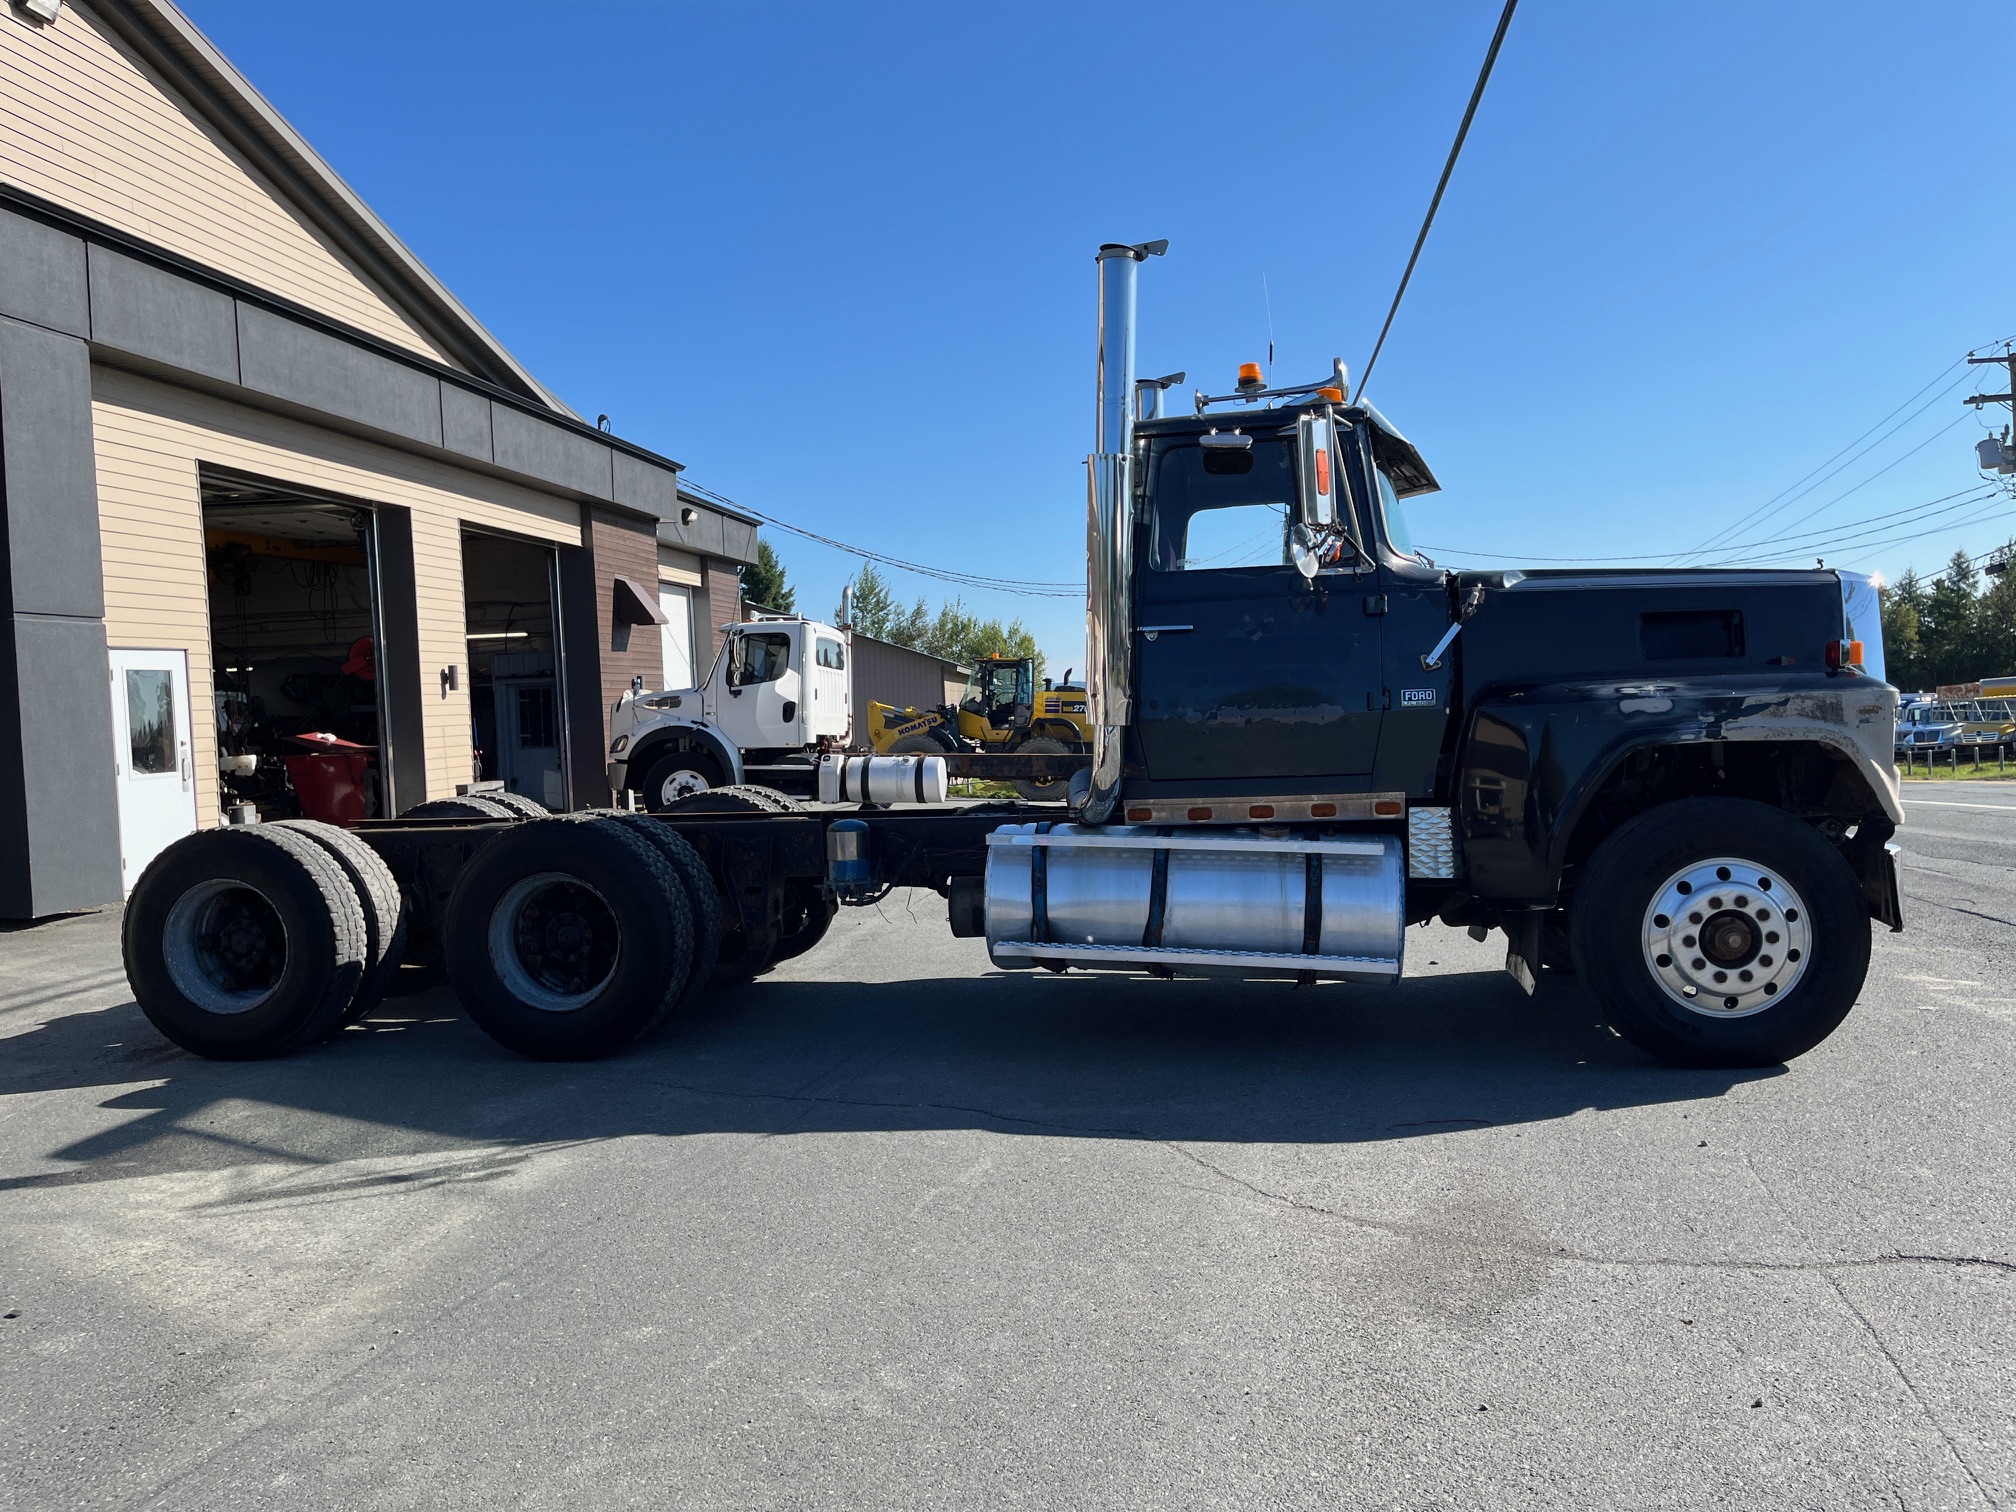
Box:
203, 469, 386, 824
463, 531, 563, 809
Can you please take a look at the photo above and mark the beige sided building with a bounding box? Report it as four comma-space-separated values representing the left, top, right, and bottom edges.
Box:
0, 0, 755, 918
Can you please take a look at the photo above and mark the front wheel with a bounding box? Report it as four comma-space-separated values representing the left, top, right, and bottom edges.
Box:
637, 748, 727, 811
1569, 798, 1870, 1068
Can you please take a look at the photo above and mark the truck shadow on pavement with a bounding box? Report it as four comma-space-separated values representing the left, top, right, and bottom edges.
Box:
1, 962, 1776, 1194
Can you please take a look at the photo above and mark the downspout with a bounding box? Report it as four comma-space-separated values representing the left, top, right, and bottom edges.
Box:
1081, 238, 1166, 824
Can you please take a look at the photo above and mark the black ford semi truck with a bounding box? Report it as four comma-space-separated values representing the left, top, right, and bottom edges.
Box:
121, 240, 1902, 1069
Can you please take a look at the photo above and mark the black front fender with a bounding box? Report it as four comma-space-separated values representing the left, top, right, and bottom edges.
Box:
1456, 674, 1900, 904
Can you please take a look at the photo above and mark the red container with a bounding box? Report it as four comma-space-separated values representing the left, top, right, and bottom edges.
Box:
282, 732, 376, 826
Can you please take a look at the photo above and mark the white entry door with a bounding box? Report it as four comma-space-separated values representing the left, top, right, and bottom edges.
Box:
108, 648, 198, 893
659, 583, 695, 691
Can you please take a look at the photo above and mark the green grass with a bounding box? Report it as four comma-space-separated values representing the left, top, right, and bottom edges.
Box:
1895, 753, 2016, 781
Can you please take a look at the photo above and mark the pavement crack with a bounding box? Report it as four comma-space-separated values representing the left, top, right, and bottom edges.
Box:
1824, 1270, 2002, 1509
1167, 1145, 2016, 1281
651, 1080, 2016, 1285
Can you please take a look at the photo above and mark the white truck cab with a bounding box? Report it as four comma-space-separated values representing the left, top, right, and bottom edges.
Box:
607, 616, 852, 808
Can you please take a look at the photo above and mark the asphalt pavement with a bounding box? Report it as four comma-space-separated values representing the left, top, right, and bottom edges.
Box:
3, 786, 2014, 1511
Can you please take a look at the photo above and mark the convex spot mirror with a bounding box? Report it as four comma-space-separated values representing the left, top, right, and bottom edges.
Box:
1198, 429, 1254, 475
1296, 412, 1338, 528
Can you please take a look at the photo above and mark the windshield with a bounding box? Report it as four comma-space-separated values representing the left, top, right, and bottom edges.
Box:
1146, 436, 1296, 571
966, 661, 1033, 718
1374, 464, 1421, 560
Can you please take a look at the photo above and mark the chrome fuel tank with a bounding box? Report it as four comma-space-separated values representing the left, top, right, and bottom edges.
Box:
984, 824, 1403, 983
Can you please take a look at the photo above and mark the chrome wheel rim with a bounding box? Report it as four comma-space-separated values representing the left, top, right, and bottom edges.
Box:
162, 878, 287, 1014
1642, 857, 1810, 1018
488, 872, 620, 1012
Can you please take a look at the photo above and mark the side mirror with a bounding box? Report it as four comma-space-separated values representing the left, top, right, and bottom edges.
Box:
1289, 523, 1320, 580
1296, 412, 1337, 529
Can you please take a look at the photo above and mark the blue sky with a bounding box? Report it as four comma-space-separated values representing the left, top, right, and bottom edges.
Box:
182, 0, 2015, 670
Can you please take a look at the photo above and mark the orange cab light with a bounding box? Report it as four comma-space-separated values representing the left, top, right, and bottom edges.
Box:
1237, 362, 1264, 385
1374, 800, 1404, 816
1316, 386, 1345, 402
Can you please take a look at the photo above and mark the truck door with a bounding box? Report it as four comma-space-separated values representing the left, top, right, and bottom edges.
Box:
1132, 427, 1383, 784
712, 627, 801, 752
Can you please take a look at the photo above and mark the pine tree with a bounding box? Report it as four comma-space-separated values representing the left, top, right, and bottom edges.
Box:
741, 538, 796, 613
836, 565, 1044, 673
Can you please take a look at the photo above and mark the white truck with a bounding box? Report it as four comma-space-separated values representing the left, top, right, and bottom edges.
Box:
607, 615, 853, 808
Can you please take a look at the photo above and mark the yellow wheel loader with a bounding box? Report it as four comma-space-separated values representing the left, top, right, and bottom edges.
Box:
867, 656, 1089, 799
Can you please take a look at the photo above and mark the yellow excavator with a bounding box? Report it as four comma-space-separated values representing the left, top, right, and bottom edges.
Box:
867, 655, 1089, 799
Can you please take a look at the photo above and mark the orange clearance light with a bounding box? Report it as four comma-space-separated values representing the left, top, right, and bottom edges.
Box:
1126, 807, 1152, 822
1314, 448, 1331, 495
1187, 806, 1214, 821
1825, 640, 1865, 671
1237, 362, 1264, 387
1248, 804, 1275, 819
1310, 802, 1338, 818
1316, 386, 1345, 402
1847, 639, 1864, 666
1374, 800, 1404, 817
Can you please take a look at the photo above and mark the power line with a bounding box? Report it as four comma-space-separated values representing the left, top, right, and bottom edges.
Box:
1730, 501, 2010, 567
1421, 483, 2002, 565
680, 482, 1085, 599
1672, 331, 2016, 564
1697, 485, 1999, 565
1670, 364, 1980, 563
1355, 0, 1520, 400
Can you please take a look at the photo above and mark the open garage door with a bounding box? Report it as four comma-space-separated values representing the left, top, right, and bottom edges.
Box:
202, 470, 388, 825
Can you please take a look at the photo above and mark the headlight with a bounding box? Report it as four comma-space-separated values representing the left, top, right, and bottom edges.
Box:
610, 735, 628, 754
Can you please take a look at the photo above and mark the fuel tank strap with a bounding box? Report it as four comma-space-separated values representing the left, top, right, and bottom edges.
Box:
1029, 821, 1055, 945
1303, 853, 1324, 955
1143, 838, 1172, 947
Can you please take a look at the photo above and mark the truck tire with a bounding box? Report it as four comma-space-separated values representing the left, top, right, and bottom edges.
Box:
123, 827, 368, 1059
661, 786, 778, 814
1010, 736, 1071, 801
271, 819, 408, 1028
480, 790, 550, 820
401, 796, 515, 821
1569, 798, 1870, 1068
595, 814, 717, 1011
638, 749, 727, 811
732, 784, 803, 811
441, 817, 694, 1060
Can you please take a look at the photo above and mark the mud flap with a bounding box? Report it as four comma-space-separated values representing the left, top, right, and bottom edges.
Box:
1844, 816, 1904, 933
1503, 911, 1544, 996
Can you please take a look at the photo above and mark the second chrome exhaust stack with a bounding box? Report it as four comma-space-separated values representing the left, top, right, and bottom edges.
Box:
1081, 238, 1165, 825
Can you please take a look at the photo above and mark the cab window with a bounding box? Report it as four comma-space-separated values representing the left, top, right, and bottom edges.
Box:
727, 632, 791, 687
1146, 436, 1297, 572
1374, 464, 1421, 560
815, 636, 845, 670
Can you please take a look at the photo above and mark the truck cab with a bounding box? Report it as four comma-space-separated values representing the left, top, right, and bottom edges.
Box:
607, 616, 851, 808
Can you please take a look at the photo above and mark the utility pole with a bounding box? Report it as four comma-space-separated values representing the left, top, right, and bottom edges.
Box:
1967, 351, 2016, 575
1965, 349, 2016, 474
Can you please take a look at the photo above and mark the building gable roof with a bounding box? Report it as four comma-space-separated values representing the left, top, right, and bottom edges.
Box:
82, 0, 567, 411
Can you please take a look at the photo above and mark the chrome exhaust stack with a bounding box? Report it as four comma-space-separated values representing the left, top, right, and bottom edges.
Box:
1082, 238, 1166, 824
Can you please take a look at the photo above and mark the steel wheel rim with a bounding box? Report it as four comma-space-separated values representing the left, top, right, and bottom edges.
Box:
162, 878, 287, 1014
1641, 857, 1811, 1019
656, 766, 711, 803
488, 871, 621, 1012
